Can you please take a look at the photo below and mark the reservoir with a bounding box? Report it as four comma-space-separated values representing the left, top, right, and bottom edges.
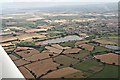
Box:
41, 35, 87, 45
105, 45, 120, 50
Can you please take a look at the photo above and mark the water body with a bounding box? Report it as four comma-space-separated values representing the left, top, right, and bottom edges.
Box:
105, 45, 120, 50
41, 35, 87, 45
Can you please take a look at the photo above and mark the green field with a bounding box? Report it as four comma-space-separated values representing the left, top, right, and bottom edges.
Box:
53, 55, 79, 68
89, 64, 119, 78
46, 31, 64, 37
73, 59, 104, 73
60, 41, 76, 48
36, 46, 46, 52
66, 50, 90, 60
91, 46, 111, 55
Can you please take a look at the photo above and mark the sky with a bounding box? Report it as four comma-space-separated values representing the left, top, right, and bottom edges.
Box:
0, 0, 119, 3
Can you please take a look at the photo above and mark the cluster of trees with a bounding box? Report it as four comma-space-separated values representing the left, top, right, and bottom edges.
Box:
33, 20, 49, 25
16, 41, 46, 52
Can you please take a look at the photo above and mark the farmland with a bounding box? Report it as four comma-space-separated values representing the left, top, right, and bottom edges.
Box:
89, 64, 119, 78
42, 67, 80, 78
0, 2, 119, 79
66, 50, 90, 60
94, 53, 119, 65
91, 46, 112, 55
73, 59, 104, 73
53, 55, 80, 68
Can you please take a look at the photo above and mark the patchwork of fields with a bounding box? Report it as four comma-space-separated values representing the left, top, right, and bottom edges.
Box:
1, 35, 119, 79
1, 9, 119, 79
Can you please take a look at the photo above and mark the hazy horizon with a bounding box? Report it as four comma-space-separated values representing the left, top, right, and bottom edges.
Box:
1, 2, 118, 15
2, 2, 118, 9
0, 0, 119, 3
